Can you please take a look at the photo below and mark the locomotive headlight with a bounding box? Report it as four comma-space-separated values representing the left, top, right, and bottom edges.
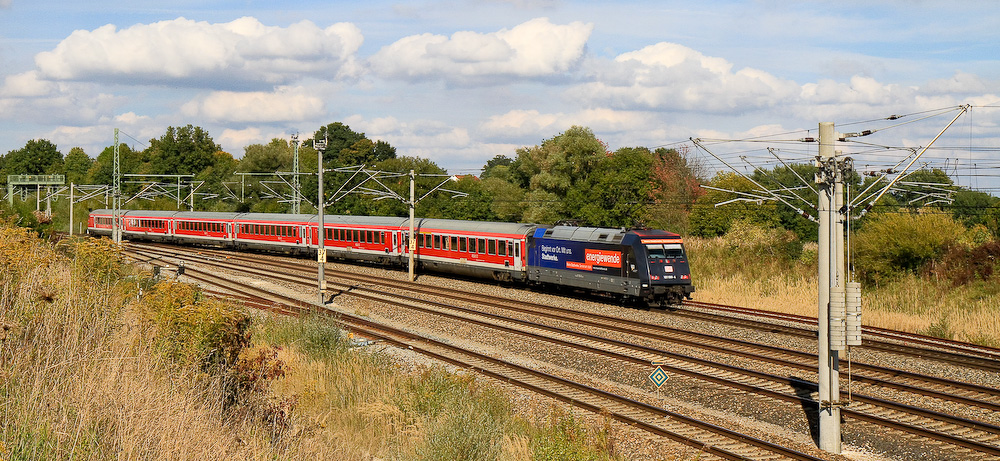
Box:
641, 283, 649, 288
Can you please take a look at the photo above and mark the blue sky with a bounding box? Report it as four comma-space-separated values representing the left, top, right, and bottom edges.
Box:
2, 0, 998, 185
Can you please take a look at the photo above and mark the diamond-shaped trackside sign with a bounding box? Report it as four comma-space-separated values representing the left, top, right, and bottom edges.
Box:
648, 366, 669, 388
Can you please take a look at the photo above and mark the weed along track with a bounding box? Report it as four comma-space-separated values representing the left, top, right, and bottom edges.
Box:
125, 242, 1000, 460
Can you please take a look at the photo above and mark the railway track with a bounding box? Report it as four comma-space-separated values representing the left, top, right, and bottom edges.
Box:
125, 245, 828, 461
125, 242, 1000, 458
137, 244, 1000, 412
681, 301, 1000, 373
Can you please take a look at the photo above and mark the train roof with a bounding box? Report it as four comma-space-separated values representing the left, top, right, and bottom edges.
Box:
92, 209, 179, 218
534, 226, 681, 244
321, 215, 410, 227
173, 211, 242, 220
237, 213, 321, 223
414, 218, 537, 236
536, 226, 629, 244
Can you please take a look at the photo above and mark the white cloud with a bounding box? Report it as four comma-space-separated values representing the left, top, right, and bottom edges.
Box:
480, 109, 561, 139
218, 127, 290, 156
34, 17, 363, 88
181, 87, 326, 123
0, 71, 57, 98
0, 80, 119, 125
369, 17, 592, 83
0, 0, 10, 9
570, 42, 801, 113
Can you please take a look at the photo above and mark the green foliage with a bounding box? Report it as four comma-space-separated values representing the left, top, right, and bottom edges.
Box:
87, 142, 144, 185
724, 218, 803, 262
950, 189, 1000, 238
510, 126, 607, 223
689, 172, 781, 237
531, 411, 611, 461
750, 163, 820, 240
481, 155, 513, 180
63, 147, 93, 184
2, 139, 63, 176
312, 122, 396, 167
566, 146, 654, 227
480, 177, 525, 222
853, 210, 965, 284
147, 125, 221, 176
257, 313, 347, 359
405, 369, 512, 461
890, 168, 955, 207
425, 176, 499, 221
140, 281, 251, 372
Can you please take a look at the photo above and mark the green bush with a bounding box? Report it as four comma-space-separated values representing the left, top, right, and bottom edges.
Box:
723, 218, 803, 262
139, 281, 251, 372
853, 211, 965, 284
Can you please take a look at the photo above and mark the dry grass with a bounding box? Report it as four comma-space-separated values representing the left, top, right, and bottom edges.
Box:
687, 236, 1000, 347
0, 218, 625, 460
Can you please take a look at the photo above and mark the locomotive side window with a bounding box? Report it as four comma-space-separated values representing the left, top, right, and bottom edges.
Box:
450, 236, 458, 252
498, 241, 506, 256
459, 237, 467, 252
488, 239, 497, 255
478, 238, 486, 254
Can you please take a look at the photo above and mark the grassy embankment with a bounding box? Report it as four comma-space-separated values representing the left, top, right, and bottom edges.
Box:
0, 218, 621, 460
686, 222, 1000, 347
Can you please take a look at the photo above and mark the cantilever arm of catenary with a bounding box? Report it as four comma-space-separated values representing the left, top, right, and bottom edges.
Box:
742, 152, 817, 210
691, 138, 816, 222
768, 147, 819, 196
855, 104, 970, 217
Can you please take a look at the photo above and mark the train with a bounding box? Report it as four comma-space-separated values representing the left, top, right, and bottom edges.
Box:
88, 209, 695, 306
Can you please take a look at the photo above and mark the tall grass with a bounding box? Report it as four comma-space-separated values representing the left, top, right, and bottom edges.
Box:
0, 215, 624, 460
687, 223, 1000, 347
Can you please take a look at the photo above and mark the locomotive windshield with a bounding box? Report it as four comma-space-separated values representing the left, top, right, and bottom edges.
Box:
646, 243, 685, 259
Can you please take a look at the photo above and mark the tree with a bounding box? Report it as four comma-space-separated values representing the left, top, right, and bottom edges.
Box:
510, 126, 607, 223
372, 140, 396, 162
950, 189, 1000, 238
311, 122, 398, 167
87, 143, 143, 186
689, 171, 782, 237
313, 122, 365, 164
481, 155, 513, 180
146, 125, 221, 176
648, 146, 705, 233
238, 139, 294, 174
750, 163, 820, 241
889, 168, 956, 208
63, 147, 93, 184
566, 146, 654, 227
3, 139, 63, 176
480, 177, 525, 222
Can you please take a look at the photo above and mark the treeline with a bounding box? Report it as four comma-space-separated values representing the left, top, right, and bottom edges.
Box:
5, 121, 1000, 285
0, 123, 704, 233
691, 164, 1000, 286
